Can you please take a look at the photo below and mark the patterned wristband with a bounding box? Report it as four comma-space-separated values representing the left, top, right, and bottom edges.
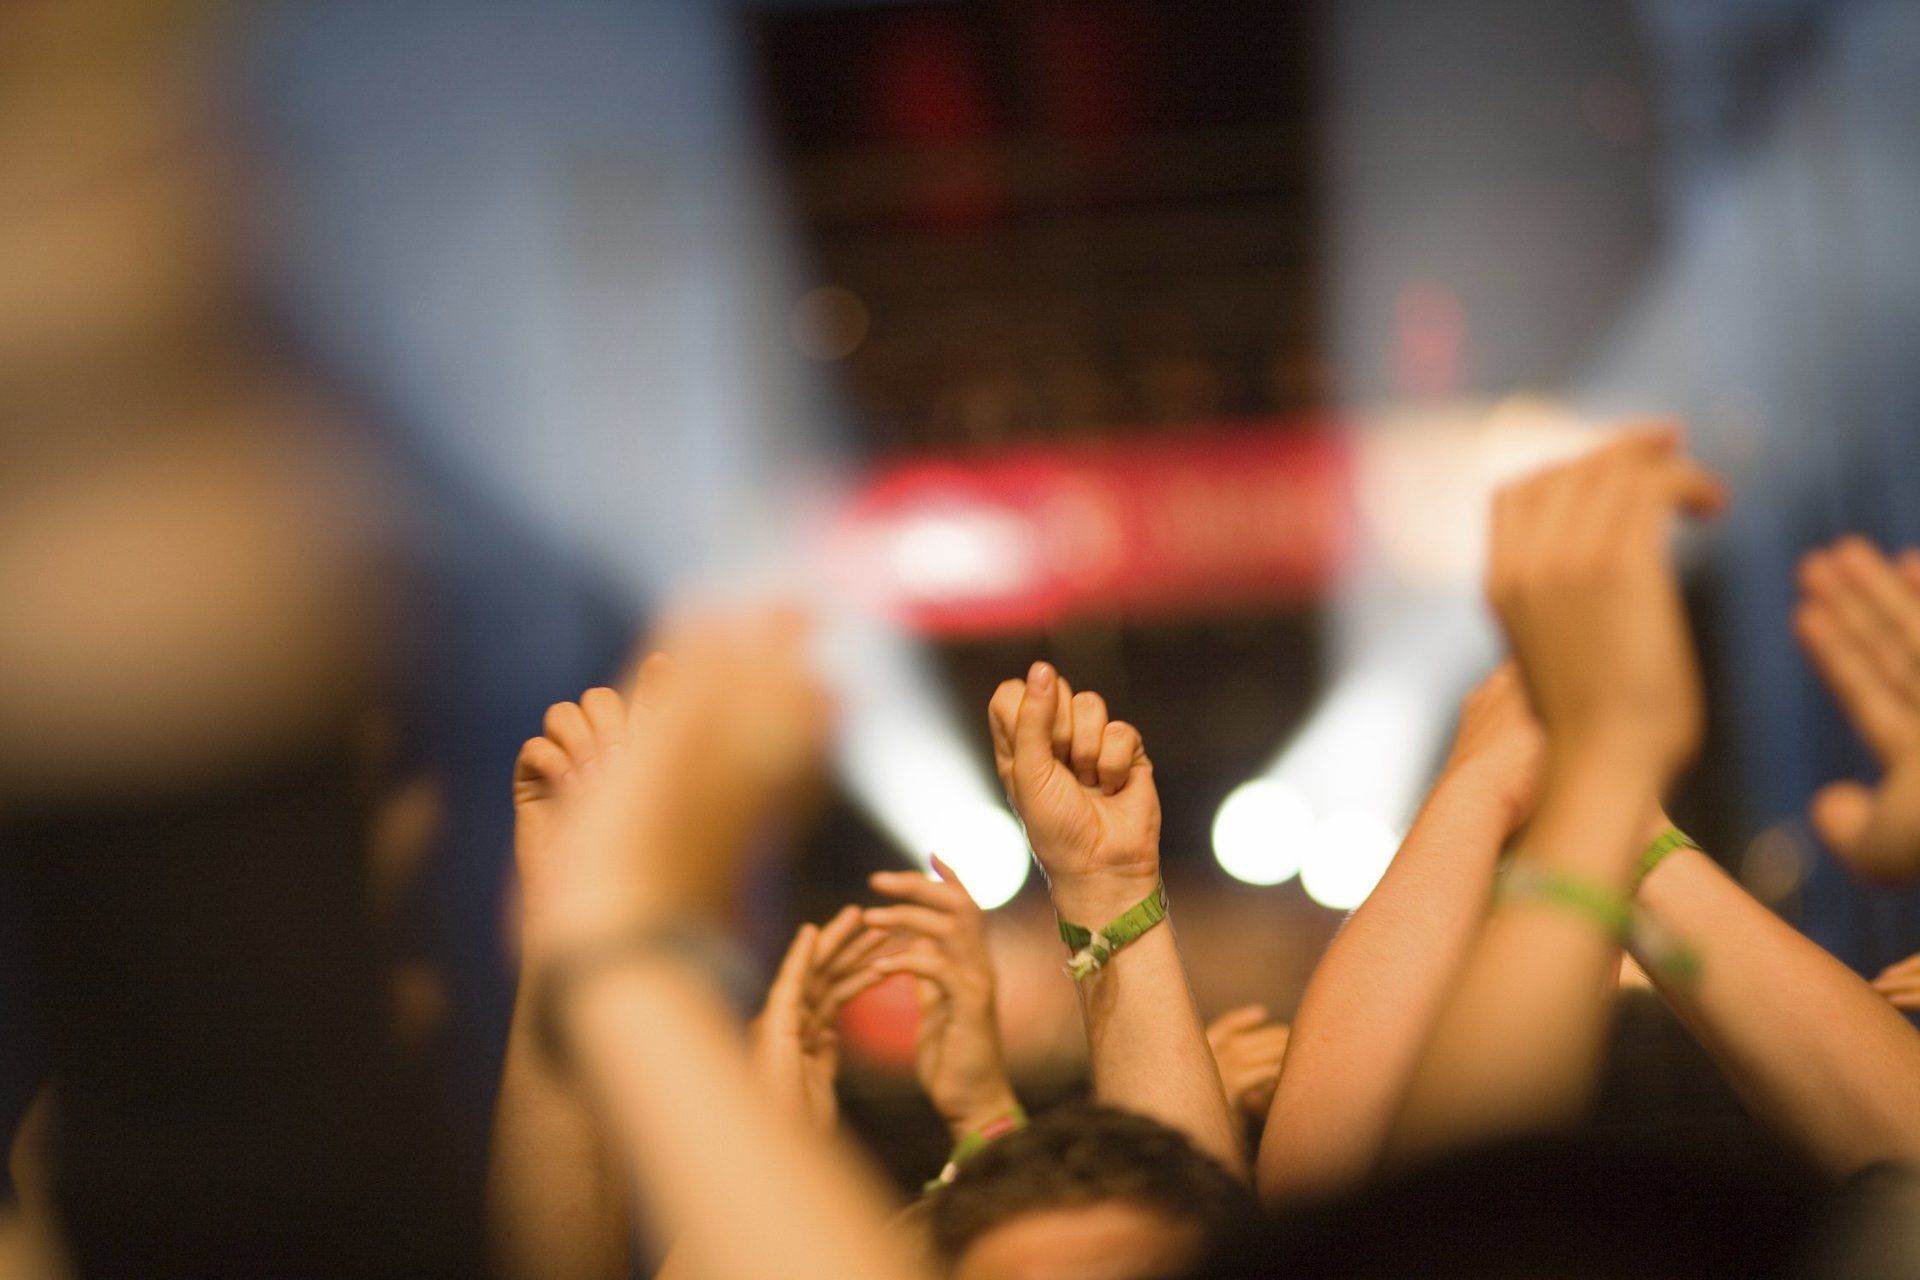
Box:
1632, 827, 1700, 893
1056, 880, 1169, 981
924, 1105, 1029, 1192
1496, 862, 1633, 939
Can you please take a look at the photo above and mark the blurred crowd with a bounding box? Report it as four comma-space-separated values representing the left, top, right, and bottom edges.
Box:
8, 3, 1920, 1279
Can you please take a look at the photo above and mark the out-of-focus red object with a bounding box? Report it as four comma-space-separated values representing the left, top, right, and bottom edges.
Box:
836, 973, 923, 1073
826, 421, 1352, 636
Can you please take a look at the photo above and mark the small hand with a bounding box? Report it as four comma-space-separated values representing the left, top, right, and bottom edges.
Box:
1440, 661, 1549, 837
541, 606, 833, 948
1795, 538, 1920, 882
988, 663, 1160, 922
749, 906, 891, 1133
511, 677, 645, 960
1871, 951, 1920, 1013
1206, 1005, 1291, 1123
864, 856, 1021, 1142
1486, 424, 1725, 789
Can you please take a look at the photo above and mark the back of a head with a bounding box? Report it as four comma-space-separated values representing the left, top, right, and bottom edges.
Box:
930, 1102, 1252, 1280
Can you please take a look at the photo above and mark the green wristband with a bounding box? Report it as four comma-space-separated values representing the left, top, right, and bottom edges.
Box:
1496, 862, 1633, 939
1633, 827, 1700, 893
1057, 880, 1169, 981
924, 1104, 1029, 1193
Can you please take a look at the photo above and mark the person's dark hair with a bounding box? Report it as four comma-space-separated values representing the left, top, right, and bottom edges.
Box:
1193, 1129, 1829, 1280
928, 1102, 1253, 1262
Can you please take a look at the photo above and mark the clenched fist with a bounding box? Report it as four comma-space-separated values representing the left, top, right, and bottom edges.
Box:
988, 662, 1160, 924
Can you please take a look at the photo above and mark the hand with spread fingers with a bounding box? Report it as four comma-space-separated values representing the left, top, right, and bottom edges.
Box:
1486, 424, 1726, 794
1206, 1006, 1292, 1123
864, 856, 1021, 1143
749, 906, 891, 1134
511, 658, 670, 961
1794, 537, 1920, 882
541, 607, 834, 949
988, 662, 1160, 924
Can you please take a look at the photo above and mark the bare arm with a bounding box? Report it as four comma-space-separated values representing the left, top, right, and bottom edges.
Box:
989, 664, 1242, 1175
1388, 751, 1653, 1161
1258, 665, 1539, 1201
489, 973, 632, 1280
535, 609, 929, 1280
1387, 426, 1725, 1163
1635, 843, 1920, 1172
487, 687, 640, 1280
564, 957, 917, 1280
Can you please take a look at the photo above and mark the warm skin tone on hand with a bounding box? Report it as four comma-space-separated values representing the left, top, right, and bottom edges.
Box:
749, 907, 891, 1134
1794, 537, 1920, 882
1389, 426, 1727, 1164
1257, 662, 1544, 1201
864, 856, 1023, 1144
988, 664, 1244, 1177
493, 608, 928, 1280
1206, 1006, 1290, 1125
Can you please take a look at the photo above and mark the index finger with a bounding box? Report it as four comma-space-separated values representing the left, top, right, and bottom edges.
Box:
869, 867, 970, 913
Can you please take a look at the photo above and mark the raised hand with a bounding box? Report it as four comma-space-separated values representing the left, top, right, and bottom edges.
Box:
749, 906, 891, 1134
988, 662, 1160, 923
512, 669, 662, 959
1206, 1006, 1291, 1123
1486, 425, 1725, 795
1795, 538, 1920, 882
543, 606, 833, 950
863, 856, 1021, 1142
1439, 661, 1549, 838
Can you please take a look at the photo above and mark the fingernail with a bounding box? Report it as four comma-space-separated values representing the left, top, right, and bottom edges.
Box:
1029, 661, 1054, 690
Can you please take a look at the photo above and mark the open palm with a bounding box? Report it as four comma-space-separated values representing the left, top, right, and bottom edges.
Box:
1796, 538, 1920, 882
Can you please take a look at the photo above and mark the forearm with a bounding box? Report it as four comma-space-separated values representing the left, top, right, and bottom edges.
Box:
1068, 896, 1244, 1177
568, 957, 923, 1280
4, 1088, 69, 1280
1388, 753, 1651, 1163
1258, 773, 1509, 1201
1637, 847, 1920, 1172
488, 981, 632, 1280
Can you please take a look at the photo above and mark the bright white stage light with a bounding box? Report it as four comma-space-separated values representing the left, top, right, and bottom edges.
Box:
1212, 779, 1313, 886
1299, 808, 1399, 911
823, 608, 1032, 909
937, 804, 1033, 909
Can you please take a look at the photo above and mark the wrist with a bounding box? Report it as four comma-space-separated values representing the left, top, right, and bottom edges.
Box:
942, 1088, 1023, 1144
1432, 759, 1534, 832
1046, 868, 1162, 926
1547, 717, 1675, 787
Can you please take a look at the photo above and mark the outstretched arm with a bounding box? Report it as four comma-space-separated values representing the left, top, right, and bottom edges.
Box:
513, 611, 929, 1280
489, 686, 640, 1280
1388, 427, 1725, 1163
1257, 664, 1541, 1202
989, 664, 1243, 1175
1634, 840, 1920, 1172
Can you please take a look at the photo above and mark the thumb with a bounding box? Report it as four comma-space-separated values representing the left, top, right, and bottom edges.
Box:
1812, 780, 1876, 860
1209, 1004, 1273, 1038
1013, 662, 1063, 791
1657, 458, 1729, 518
